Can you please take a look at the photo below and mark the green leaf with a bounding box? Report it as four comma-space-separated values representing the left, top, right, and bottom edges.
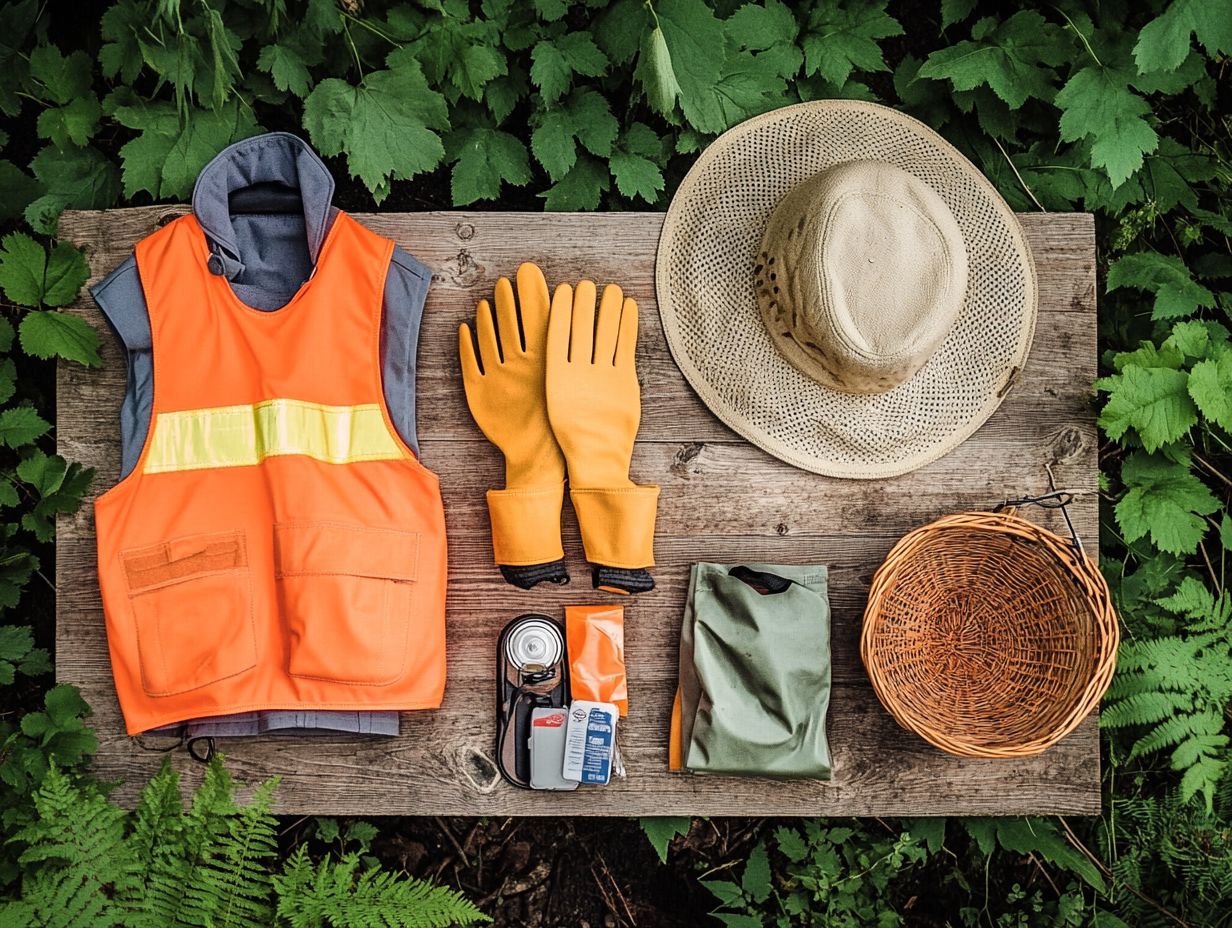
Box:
0, 406, 51, 449
1188, 347, 1232, 431
0, 160, 39, 222
987, 819, 1105, 892
1096, 365, 1197, 451
1163, 319, 1227, 358
0, 624, 34, 661
740, 842, 772, 904
99, 0, 145, 83
44, 683, 90, 727
314, 816, 341, 844
17, 448, 66, 496
1134, 0, 1232, 74
917, 11, 1061, 108
638, 816, 691, 863
1056, 65, 1159, 188
714, 915, 763, 928
596, 0, 650, 66
1107, 252, 1216, 321
531, 89, 619, 181
485, 70, 528, 123
303, 54, 448, 203
455, 43, 509, 101
1136, 138, 1219, 213
541, 153, 610, 210
0, 236, 89, 309
774, 825, 808, 862
531, 33, 609, 105
1115, 453, 1219, 555
28, 45, 101, 148
941, 0, 977, 30
42, 242, 90, 308
28, 45, 93, 105
533, 0, 568, 21
0, 358, 17, 405
727, 1, 800, 52
700, 879, 744, 908
114, 99, 262, 201
449, 127, 531, 206
0, 0, 37, 116
257, 44, 313, 98
611, 124, 665, 204
635, 0, 724, 131
906, 817, 947, 854
25, 145, 120, 235
801, 0, 903, 87
0, 233, 51, 308
36, 96, 103, 149
19, 311, 102, 367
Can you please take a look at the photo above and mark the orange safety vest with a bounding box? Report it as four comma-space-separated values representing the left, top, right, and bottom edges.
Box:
95, 212, 447, 735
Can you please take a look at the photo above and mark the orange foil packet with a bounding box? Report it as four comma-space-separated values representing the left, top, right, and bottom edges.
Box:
566, 605, 628, 716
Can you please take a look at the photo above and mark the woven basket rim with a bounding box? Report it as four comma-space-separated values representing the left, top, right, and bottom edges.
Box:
861, 508, 1120, 758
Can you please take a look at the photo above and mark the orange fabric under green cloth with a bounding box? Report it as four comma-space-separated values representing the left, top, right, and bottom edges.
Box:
94, 212, 448, 735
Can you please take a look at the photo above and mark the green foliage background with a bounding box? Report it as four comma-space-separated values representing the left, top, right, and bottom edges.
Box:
0, 0, 1230, 924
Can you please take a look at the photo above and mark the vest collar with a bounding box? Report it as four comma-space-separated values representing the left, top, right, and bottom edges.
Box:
191, 132, 335, 281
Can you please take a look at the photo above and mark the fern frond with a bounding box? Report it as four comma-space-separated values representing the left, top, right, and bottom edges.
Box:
10, 764, 133, 928
273, 850, 490, 928
194, 776, 279, 928
1128, 713, 1210, 759
1102, 690, 1192, 729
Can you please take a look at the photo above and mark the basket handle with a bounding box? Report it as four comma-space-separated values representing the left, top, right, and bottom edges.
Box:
994, 490, 1083, 552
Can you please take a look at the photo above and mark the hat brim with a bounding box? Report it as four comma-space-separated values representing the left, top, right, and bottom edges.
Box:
655, 100, 1037, 479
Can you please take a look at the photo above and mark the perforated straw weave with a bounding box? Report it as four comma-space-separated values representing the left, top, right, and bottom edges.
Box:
861, 510, 1119, 758
656, 101, 1038, 478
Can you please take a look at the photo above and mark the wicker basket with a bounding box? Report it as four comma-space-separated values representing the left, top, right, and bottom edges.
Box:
861, 508, 1119, 758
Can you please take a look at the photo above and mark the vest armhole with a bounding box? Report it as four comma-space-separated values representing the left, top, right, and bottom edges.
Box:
379, 246, 432, 458
90, 255, 154, 482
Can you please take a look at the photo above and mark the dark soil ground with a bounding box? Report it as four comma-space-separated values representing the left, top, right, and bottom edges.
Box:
358, 816, 752, 927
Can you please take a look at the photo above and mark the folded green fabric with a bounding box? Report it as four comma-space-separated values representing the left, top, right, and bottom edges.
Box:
677, 562, 832, 779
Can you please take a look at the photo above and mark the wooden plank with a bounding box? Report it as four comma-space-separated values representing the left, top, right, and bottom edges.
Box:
56, 208, 1100, 816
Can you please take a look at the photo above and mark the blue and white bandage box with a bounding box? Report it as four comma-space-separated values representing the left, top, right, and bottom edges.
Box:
562, 700, 617, 785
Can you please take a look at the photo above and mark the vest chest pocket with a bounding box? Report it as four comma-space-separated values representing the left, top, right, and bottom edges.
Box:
123, 531, 256, 697
274, 522, 420, 686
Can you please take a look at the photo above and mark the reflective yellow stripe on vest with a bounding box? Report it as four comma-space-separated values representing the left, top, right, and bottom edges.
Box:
143, 399, 406, 474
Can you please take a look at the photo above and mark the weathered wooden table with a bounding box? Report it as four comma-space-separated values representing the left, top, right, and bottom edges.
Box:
57, 208, 1099, 815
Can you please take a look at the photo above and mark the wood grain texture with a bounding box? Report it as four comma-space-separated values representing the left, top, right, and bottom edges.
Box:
56, 208, 1101, 815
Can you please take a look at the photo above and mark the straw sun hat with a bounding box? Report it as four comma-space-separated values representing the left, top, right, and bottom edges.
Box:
656, 101, 1037, 478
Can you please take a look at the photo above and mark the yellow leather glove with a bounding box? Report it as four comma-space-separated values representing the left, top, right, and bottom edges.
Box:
546, 280, 659, 594
459, 263, 569, 589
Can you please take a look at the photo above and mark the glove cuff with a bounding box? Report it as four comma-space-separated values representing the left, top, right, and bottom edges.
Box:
569, 485, 659, 571
593, 566, 655, 595
501, 561, 569, 590
487, 485, 566, 567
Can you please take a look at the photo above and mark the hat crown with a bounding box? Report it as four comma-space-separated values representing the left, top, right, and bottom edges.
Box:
758, 160, 968, 395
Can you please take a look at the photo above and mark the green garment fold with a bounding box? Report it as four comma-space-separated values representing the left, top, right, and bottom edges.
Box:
676, 562, 832, 779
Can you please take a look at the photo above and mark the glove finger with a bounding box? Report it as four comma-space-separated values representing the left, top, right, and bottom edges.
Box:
515, 262, 551, 348
458, 322, 483, 384
493, 276, 521, 354
547, 283, 573, 366
616, 297, 639, 369
460, 320, 482, 374
476, 298, 503, 365
571, 279, 597, 363
593, 283, 624, 366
